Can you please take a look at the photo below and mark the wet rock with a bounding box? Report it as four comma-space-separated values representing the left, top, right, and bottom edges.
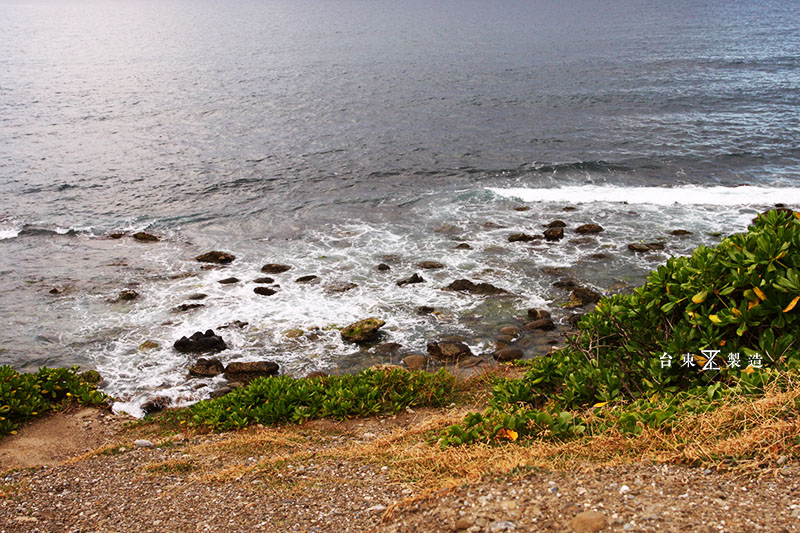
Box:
261, 263, 291, 274
457, 356, 484, 368
187, 293, 207, 300
305, 371, 327, 379
628, 243, 651, 253
376, 263, 391, 271
495, 334, 514, 348
563, 206, 578, 211
575, 223, 604, 234
570, 237, 596, 245
141, 396, 171, 416
553, 277, 580, 290
133, 232, 159, 242
218, 277, 239, 284
427, 340, 473, 362
445, 279, 508, 295
499, 326, 520, 337
569, 287, 602, 306
508, 232, 540, 242
254, 287, 277, 296
483, 221, 506, 229
253, 276, 274, 284
189, 357, 224, 377
670, 229, 693, 236
173, 330, 227, 354
402, 355, 429, 370
49, 287, 62, 295
544, 227, 564, 241
527, 308, 551, 320
541, 266, 569, 276
397, 273, 425, 287
495, 347, 524, 362
224, 361, 279, 383
646, 241, 666, 250
117, 289, 139, 301
341, 318, 385, 343
219, 320, 248, 329
374, 342, 402, 356
434, 223, 463, 234
138, 340, 159, 351
209, 386, 233, 399
415, 305, 435, 315
586, 253, 609, 260
284, 329, 303, 338
454, 242, 472, 250
173, 303, 205, 312
295, 275, 318, 283
324, 281, 358, 294
513, 206, 531, 212
526, 318, 555, 330
568, 510, 607, 533
108, 232, 125, 239
195, 251, 235, 264
546, 220, 567, 228
417, 261, 445, 269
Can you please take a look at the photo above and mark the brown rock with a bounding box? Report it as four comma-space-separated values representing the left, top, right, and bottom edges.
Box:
402, 355, 429, 370
418, 261, 445, 269
670, 229, 692, 236
570, 287, 602, 306
196, 251, 235, 264
553, 278, 579, 290
254, 287, 277, 296
427, 340, 473, 362
261, 263, 291, 274
445, 279, 508, 295
253, 277, 274, 284
133, 232, 159, 242
568, 510, 607, 533
499, 326, 520, 337
454, 243, 472, 250
376, 263, 391, 271
544, 227, 564, 241
141, 396, 171, 416
397, 273, 425, 287
494, 347, 524, 362
628, 243, 651, 253
575, 224, 604, 234
457, 356, 484, 368
325, 281, 358, 294
527, 308, 551, 320
646, 241, 666, 250
546, 220, 567, 228
415, 306, 435, 315
526, 318, 555, 330
189, 357, 224, 377
295, 275, 318, 283
513, 206, 530, 211
218, 277, 239, 284
508, 232, 540, 242
117, 289, 139, 301
224, 361, 279, 383
341, 318, 385, 343
173, 303, 205, 312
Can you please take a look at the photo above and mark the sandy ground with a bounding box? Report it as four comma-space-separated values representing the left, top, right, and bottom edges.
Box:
0, 408, 798, 532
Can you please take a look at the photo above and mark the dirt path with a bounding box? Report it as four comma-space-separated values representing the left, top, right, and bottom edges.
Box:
1, 408, 798, 532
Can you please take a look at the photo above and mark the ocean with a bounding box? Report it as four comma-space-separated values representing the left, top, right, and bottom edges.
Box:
1, 0, 798, 415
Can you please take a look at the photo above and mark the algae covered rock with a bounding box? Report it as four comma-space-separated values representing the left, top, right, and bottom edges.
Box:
341, 318, 385, 343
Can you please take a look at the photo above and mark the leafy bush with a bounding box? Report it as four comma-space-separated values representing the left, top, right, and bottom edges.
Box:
0, 366, 110, 438
188, 367, 455, 431
442, 209, 800, 445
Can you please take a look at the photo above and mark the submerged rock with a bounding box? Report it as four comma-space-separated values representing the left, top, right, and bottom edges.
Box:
223, 361, 279, 383
195, 251, 235, 264
397, 273, 425, 287
427, 340, 473, 362
418, 261, 445, 269
415, 305, 435, 315
116, 289, 139, 302
670, 229, 693, 236
189, 357, 225, 377
526, 318, 555, 330
341, 318, 385, 343
324, 281, 358, 294
575, 223, 604, 234
133, 232, 159, 242
173, 303, 205, 313
261, 263, 291, 274
508, 232, 540, 242
445, 279, 508, 295
173, 330, 227, 354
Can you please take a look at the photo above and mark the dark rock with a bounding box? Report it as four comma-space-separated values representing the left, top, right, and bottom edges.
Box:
575, 224, 604, 234
49, 287, 61, 295
445, 279, 508, 295
587, 253, 609, 260
376, 263, 391, 271
374, 342, 402, 356
133, 232, 159, 242
224, 361, 279, 383
544, 227, 564, 241
195, 251, 235, 264
403, 355, 429, 370
187, 293, 207, 300
173, 303, 205, 312
209, 387, 233, 399
508, 232, 540, 242
495, 335, 514, 349
434, 223, 463, 234
417, 261, 445, 269
628, 243, 651, 253
253, 277, 274, 284
117, 289, 139, 301
254, 287, 277, 296
569, 287, 602, 306
494, 347, 524, 362
670, 229, 693, 236
415, 305, 435, 315
563, 206, 578, 211
457, 356, 484, 368
546, 220, 567, 228
483, 221, 506, 229
527, 308, 551, 320
295, 275, 318, 283
499, 326, 520, 337
305, 371, 327, 379
218, 277, 239, 284
219, 320, 248, 329
553, 278, 580, 290
173, 330, 227, 354
570, 237, 596, 245
189, 357, 224, 377
324, 281, 358, 294
427, 340, 473, 362
341, 318, 385, 343
454, 243, 472, 250
261, 263, 291, 274
513, 206, 531, 211
141, 396, 171, 416
646, 241, 666, 250
108, 232, 125, 239
526, 318, 555, 330
397, 273, 425, 287
541, 266, 569, 276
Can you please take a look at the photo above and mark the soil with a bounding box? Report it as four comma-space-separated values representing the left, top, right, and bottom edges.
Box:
0, 408, 798, 532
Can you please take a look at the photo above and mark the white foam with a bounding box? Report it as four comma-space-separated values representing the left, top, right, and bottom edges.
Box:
489, 185, 800, 206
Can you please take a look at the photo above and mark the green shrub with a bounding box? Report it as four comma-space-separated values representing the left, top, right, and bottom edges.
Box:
0, 366, 110, 438
442, 209, 800, 445
188, 367, 455, 431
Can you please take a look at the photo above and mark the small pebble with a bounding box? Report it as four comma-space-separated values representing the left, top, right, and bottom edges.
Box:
133, 439, 154, 449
